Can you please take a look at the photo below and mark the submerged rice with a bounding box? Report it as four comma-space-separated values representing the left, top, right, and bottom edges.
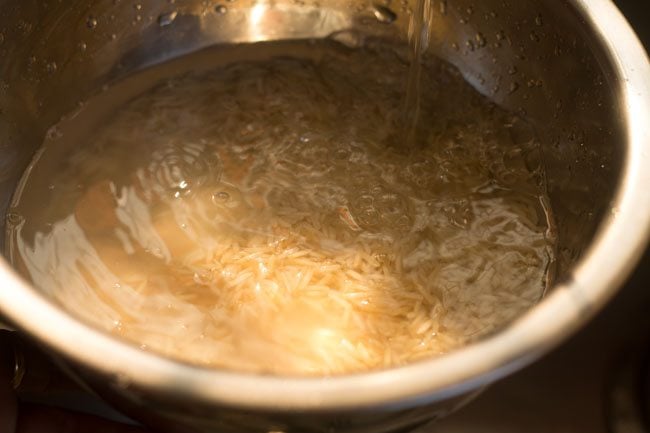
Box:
8, 41, 555, 376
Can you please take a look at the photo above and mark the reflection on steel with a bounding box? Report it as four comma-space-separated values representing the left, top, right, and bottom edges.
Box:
0, 0, 648, 432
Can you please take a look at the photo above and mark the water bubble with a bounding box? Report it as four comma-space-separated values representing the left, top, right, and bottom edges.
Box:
349, 182, 412, 231
529, 31, 540, 43
86, 16, 98, 29
5, 212, 24, 226
475, 32, 486, 48
212, 191, 231, 204
440, 200, 473, 228
508, 82, 520, 94
535, 14, 543, 26
158, 11, 178, 26
372, 5, 397, 24
358, 207, 381, 228
45, 61, 58, 74
149, 144, 222, 199
0, 33, 4, 45
46, 126, 63, 140
78, 41, 87, 52
134, 3, 142, 10
214, 4, 227, 14
17, 20, 33, 35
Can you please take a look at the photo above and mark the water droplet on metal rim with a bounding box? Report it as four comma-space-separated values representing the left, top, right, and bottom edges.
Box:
372, 5, 397, 24
86, 16, 98, 29
158, 11, 178, 27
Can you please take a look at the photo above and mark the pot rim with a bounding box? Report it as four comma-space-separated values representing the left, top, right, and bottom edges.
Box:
1, 0, 649, 412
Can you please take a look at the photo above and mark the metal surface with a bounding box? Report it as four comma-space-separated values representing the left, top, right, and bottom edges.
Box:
432, 247, 650, 433
0, 0, 649, 432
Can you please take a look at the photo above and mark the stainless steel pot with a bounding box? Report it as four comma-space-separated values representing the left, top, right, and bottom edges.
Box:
0, 0, 649, 432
